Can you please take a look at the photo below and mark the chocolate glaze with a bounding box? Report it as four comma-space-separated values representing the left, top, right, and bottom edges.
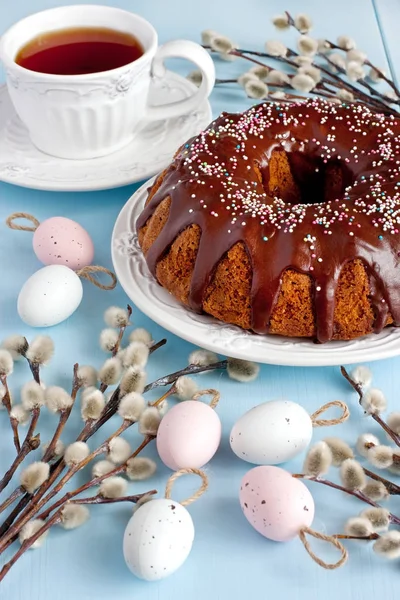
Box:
136, 99, 400, 342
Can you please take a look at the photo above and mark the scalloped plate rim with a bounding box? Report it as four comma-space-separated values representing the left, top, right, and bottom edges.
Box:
111, 176, 400, 367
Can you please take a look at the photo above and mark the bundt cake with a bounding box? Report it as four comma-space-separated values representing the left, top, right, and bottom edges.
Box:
136, 98, 400, 343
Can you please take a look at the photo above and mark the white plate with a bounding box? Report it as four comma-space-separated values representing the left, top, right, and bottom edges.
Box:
111, 177, 400, 367
0, 73, 212, 192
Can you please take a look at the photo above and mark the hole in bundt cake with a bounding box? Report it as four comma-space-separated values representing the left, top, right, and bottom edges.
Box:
257, 149, 355, 206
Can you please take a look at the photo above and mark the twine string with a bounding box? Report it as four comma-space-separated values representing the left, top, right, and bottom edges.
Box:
192, 389, 220, 409
6, 212, 40, 232
76, 266, 117, 291
310, 400, 349, 427
165, 468, 208, 507
298, 526, 348, 570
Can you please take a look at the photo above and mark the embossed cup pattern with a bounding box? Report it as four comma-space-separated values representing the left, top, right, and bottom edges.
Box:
6, 61, 152, 159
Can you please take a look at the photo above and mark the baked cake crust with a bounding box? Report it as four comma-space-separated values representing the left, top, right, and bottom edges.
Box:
137, 99, 400, 343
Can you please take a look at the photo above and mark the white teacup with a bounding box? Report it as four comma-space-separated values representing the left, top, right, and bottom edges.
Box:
0, 5, 215, 160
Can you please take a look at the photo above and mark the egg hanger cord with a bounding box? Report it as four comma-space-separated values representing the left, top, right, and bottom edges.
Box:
310, 400, 349, 427
165, 468, 209, 507
76, 265, 117, 291
5, 212, 40, 232
298, 526, 348, 570
192, 389, 220, 409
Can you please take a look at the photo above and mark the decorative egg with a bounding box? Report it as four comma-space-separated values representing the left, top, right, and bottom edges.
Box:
239, 466, 314, 542
33, 216, 94, 270
156, 401, 221, 470
17, 265, 83, 327
230, 400, 313, 465
123, 498, 195, 581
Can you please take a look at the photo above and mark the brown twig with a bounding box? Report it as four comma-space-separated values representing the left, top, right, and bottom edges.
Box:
205, 40, 397, 115
0, 364, 80, 517
37, 436, 154, 522
0, 509, 62, 582
293, 474, 400, 526
0, 375, 20, 453
282, 12, 400, 109
43, 364, 81, 462
0, 487, 158, 582
0, 418, 135, 545
340, 366, 400, 447
144, 360, 228, 393
72, 490, 157, 506
316, 36, 400, 99
363, 467, 400, 495
234, 47, 397, 114
0, 434, 40, 495
334, 533, 379, 541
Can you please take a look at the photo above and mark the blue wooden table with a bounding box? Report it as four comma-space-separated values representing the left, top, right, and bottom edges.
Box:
0, 1, 399, 598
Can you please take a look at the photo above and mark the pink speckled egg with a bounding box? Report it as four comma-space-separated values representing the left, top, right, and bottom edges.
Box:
156, 401, 221, 470
33, 217, 94, 270
239, 466, 314, 542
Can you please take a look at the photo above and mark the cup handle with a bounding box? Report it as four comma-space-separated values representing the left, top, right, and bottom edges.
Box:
145, 39, 215, 121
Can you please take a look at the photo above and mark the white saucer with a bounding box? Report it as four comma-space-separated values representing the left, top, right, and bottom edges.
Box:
111, 177, 400, 367
0, 73, 212, 192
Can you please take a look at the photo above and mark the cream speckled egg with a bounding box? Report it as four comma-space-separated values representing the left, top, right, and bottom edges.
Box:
156, 401, 221, 470
239, 466, 314, 542
17, 265, 83, 327
33, 216, 94, 270
230, 400, 313, 465
123, 498, 195, 581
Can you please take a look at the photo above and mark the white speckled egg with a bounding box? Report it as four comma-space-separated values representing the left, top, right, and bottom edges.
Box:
240, 466, 314, 542
33, 216, 94, 270
230, 400, 313, 465
17, 265, 83, 327
156, 401, 222, 470
123, 498, 195, 581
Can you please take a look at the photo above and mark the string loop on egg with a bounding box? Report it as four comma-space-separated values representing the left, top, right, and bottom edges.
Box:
310, 400, 349, 427
165, 468, 208, 506
192, 389, 220, 409
298, 526, 348, 570
76, 265, 117, 290
6, 212, 40, 232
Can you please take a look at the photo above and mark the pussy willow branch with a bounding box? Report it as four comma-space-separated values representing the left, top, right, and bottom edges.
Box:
72, 490, 157, 506
144, 359, 227, 393
340, 366, 400, 447
229, 46, 381, 109
100, 304, 133, 393
0, 435, 40, 494
43, 364, 81, 462
0, 364, 80, 513
0, 340, 168, 545
37, 436, 155, 523
0, 357, 53, 493
0, 375, 20, 453
282, 10, 400, 108
206, 42, 396, 114
293, 474, 400, 526
319, 52, 399, 108
0, 489, 157, 582
19, 418, 136, 526
0, 508, 62, 582
0, 346, 222, 547
319, 38, 400, 98
362, 467, 400, 495
232, 47, 396, 114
